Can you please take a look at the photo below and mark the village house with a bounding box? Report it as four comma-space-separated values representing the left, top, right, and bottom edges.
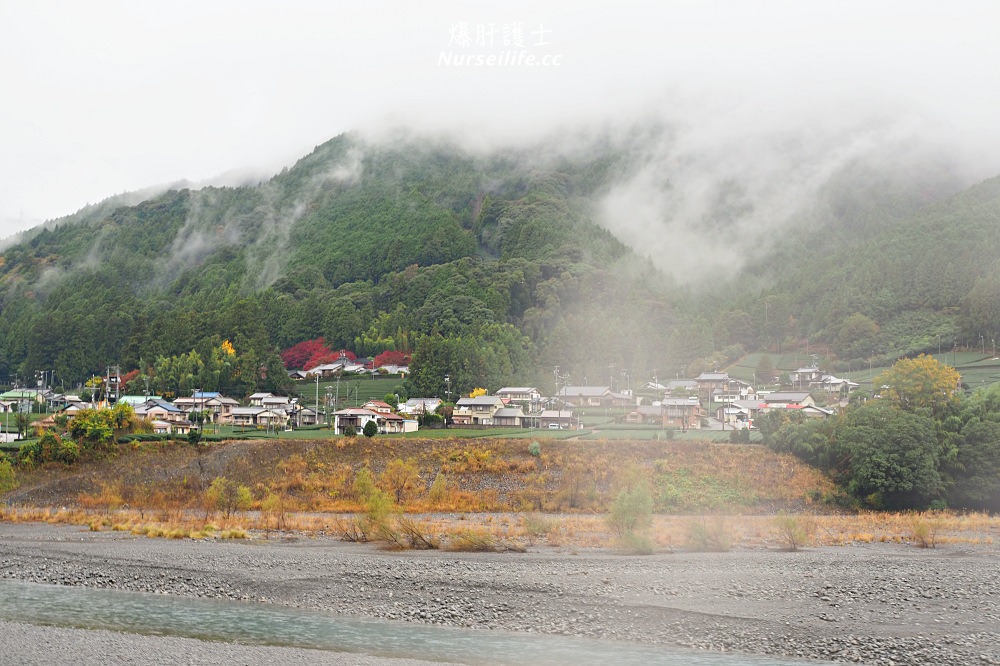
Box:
539, 409, 577, 429
661, 398, 705, 430
289, 404, 319, 427
710, 380, 758, 404
333, 408, 381, 435
761, 391, 816, 409
452, 395, 505, 426
789, 366, 824, 391
666, 379, 697, 397
624, 405, 662, 425
556, 386, 611, 408
362, 400, 394, 414
378, 411, 419, 433
493, 406, 526, 428
174, 391, 240, 424
247, 392, 274, 407
230, 406, 289, 429
139, 399, 188, 424
494, 387, 541, 409
397, 397, 442, 417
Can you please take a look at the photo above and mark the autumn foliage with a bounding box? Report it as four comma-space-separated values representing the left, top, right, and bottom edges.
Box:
373, 350, 411, 367
281, 338, 357, 370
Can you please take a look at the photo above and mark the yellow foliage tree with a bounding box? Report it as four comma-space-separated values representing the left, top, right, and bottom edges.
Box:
874, 354, 960, 414
469, 387, 487, 398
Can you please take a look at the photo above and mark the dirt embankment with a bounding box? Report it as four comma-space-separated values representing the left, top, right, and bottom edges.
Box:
4, 437, 834, 515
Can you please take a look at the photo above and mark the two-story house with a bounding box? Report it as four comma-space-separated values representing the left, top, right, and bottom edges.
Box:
556, 386, 611, 407
452, 395, 505, 426
494, 387, 541, 410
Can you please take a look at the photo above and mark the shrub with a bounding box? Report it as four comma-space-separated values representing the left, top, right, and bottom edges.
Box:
56, 439, 80, 464
773, 513, 813, 551
205, 477, 252, 517
521, 513, 555, 544
607, 480, 653, 538
686, 516, 733, 552
0, 457, 18, 494
18, 440, 42, 466
363, 420, 378, 437
379, 458, 421, 503
444, 531, 525, 553
344, 424, 358, 437
910, 514, 941, 548
427, 472, 449, 506
352, 467, 376, 501
620, 531, 655, 555
528, 441, 541, 457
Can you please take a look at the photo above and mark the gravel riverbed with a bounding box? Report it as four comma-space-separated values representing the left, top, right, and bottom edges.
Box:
1, 522, 998, 665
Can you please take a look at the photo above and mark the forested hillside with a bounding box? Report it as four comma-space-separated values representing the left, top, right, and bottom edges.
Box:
0, 128, 996, 396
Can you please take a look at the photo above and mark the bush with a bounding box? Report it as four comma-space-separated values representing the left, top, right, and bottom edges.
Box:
427, 472, 450, 506
772, 513, 813, 551
0, 457, 18, 493
686, 516, 733, 552
363, 420, 378, 437
205, 477, 252, 517
344, 424, 358, 437
528, 441, 541, 457
620, 531, 655, 555
56, 438, 80, 464
910, 514, 941, 548
607, 480, 653, 539
18, 440, 42, 466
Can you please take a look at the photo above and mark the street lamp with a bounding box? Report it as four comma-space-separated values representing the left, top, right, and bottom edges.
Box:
444, 375, 451, 403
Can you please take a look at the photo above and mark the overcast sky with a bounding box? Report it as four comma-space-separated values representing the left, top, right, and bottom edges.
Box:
2, 0, 999, 237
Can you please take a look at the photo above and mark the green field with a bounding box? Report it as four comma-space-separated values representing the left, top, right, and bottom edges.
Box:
289, 375, 408, 411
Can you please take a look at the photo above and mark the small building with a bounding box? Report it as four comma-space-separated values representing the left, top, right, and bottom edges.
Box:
452, 396, 505, 426
378, 411, 408, 434
556, 386, 611, 408
625, 405, 663, 425
789, 367, 824, 391
661, 398, 704, 430
666, 380, 698, 397
694, 373, 730, 402
493, 406, 526, 428
333, 408, 381, 435
247, 392, 274, 407
397, 397, 442, 417
761, 392, 816, 409
539, 409, 577, 429
362, 400, 394, 415
290, 405, 319, 427
494, 387, 541, 408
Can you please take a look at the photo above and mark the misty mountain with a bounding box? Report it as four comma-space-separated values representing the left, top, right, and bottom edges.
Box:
0, 127, 991, 394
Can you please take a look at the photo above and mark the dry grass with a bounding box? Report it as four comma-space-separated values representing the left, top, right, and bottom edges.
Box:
3, 437, 998, 551
1, 505, 998, 550
3, 438, 836, 518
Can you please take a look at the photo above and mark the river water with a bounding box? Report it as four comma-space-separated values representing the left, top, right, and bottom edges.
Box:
0, 580, 816, 665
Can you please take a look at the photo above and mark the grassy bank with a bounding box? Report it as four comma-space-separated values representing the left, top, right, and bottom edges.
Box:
7, 435, 996, 551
